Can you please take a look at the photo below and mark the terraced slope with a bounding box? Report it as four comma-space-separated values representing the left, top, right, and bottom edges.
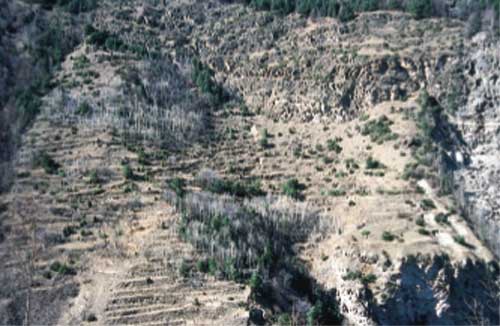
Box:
0, 0, 498, 325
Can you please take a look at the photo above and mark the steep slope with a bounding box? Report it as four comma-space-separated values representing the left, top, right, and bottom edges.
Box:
0, 0, 498, 325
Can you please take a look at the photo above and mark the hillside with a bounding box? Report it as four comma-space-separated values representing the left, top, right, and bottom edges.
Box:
0, 0, 499, 325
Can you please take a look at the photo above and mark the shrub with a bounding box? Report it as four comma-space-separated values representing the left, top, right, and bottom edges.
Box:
328, 188, 346, 197
179, 260, 191, 277
453, 235, 467, 246
62, 225, 77, 237
64, 0, 98, 14
361, 273, 377, 285
343, 270, 362, 281
420, 199, 436, 211
168, 178, 186, 198
192, 58, 226, 106
75, 101, 92, 116
259, 131, 270, 149
407, 0, 432, 19
338, 3, 355, 22
418, 228, 430, 236
277, 313, 292, 326
307, 302, 322, 326
204, 178, 265, 198
249, 271, 263, 292
34, 151, 60, 174
16, 89, 43, 130
434, 213, 449, 225
122, 164, 134, 180
196, 259, 209, 273
365, 157, 385, 170
415, 216, 425, 227
50, 261, 76, 275
281, 178, 305, 200
361, 115, 397, 144
327, 138, 343, 153
382, 231, 395, 241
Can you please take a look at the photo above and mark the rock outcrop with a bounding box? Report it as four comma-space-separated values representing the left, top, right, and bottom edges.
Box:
453, 34, 500, 258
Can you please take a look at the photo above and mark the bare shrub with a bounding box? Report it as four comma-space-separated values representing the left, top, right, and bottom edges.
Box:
165, 190, 329, 276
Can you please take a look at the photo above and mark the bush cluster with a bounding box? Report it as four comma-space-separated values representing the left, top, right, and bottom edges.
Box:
361, 115, 398, 144
203, 178, 266, 198
191, 58, 227, 106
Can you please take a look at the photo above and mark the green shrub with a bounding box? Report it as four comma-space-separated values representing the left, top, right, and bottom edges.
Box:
453, 235, 467, 246
407, 0, 432, 19
326, 138, 343, 154
16, 90, 42, 130
434, 213, 449, 225
50, 261, 76, 275
179, 260, 191, 277
75, 101, 92, 116
64, 0, 98, 14
277, 313, 292, 326
259, 129, 270, 149
192, 58, 226, 106
307, 302, 322, 326
343, 270, 362, 281
418, 228, 430, 236
361, 273, 377, 285
249, 271, 263, 292
62, 225, 77, 237
365, 157, 385, 170
361, 115, 397, 144
415, 216, 425, 227
420, 199, 436, 211
34, 151, 60, 174
204, 178, 265, 198
168, 178, 186, 198
382, 231, 395, 241
328, 188, 346, 197
122, 164, 134, 180
208, 258, 218, 275
281, 178, 305, 200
